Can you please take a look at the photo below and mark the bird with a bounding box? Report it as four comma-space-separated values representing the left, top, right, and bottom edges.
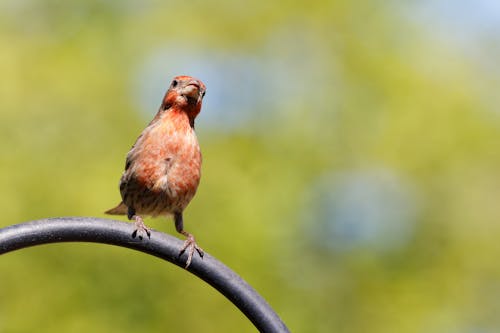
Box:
106, 75, 206, 268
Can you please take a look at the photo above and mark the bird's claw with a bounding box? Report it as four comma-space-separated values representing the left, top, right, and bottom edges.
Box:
131, 216, 151, 240
179, 234, 204, 268
131, 228, 150, 240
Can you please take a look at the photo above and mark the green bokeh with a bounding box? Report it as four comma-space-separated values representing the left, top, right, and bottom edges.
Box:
1, 1, 499, 332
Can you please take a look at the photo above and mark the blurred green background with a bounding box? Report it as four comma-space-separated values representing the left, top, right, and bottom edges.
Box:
1, 0, 500, 332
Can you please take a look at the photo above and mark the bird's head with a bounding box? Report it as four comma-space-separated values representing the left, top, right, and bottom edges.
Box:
161, 75, 206, 120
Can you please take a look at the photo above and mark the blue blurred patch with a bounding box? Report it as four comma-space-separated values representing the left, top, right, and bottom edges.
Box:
131, 32, 339, 131
307, 168, 420, 253
132, 47, 277, 131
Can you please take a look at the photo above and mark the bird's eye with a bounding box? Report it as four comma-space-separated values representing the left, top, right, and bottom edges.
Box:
201, 91, 206, 98
171, 80, 178, 88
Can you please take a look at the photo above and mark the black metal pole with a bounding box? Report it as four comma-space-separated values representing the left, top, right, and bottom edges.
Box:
0, 217, 290, 333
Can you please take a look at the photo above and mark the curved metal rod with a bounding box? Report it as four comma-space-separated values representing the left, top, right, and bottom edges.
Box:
0, 217, 289, 333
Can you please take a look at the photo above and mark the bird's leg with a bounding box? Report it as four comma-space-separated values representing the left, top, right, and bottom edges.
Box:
129, 207, 151, 240
174, 212, 204, 268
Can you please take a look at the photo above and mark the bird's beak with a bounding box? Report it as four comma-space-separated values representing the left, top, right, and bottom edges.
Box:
182, 80, 202, 101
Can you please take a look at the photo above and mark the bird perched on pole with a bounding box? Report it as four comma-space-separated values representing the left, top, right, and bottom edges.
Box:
106, 75, 206, 268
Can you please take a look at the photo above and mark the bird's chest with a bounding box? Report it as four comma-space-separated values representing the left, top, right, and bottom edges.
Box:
135, 129, 201, 198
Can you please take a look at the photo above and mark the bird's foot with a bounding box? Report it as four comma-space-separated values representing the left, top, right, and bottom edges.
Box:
131, 215, 151, 240
179, 234, 204, 268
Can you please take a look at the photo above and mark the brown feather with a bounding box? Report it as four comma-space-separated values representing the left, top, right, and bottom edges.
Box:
105, 202, 128, 215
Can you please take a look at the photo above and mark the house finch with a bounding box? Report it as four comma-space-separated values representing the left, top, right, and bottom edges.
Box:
106, 75, 206, 268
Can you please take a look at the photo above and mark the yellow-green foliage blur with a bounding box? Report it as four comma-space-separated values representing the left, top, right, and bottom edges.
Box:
1, 1, 499, 332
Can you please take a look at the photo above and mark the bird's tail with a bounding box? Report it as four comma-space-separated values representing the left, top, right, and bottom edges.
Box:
105, 202, 128, 215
